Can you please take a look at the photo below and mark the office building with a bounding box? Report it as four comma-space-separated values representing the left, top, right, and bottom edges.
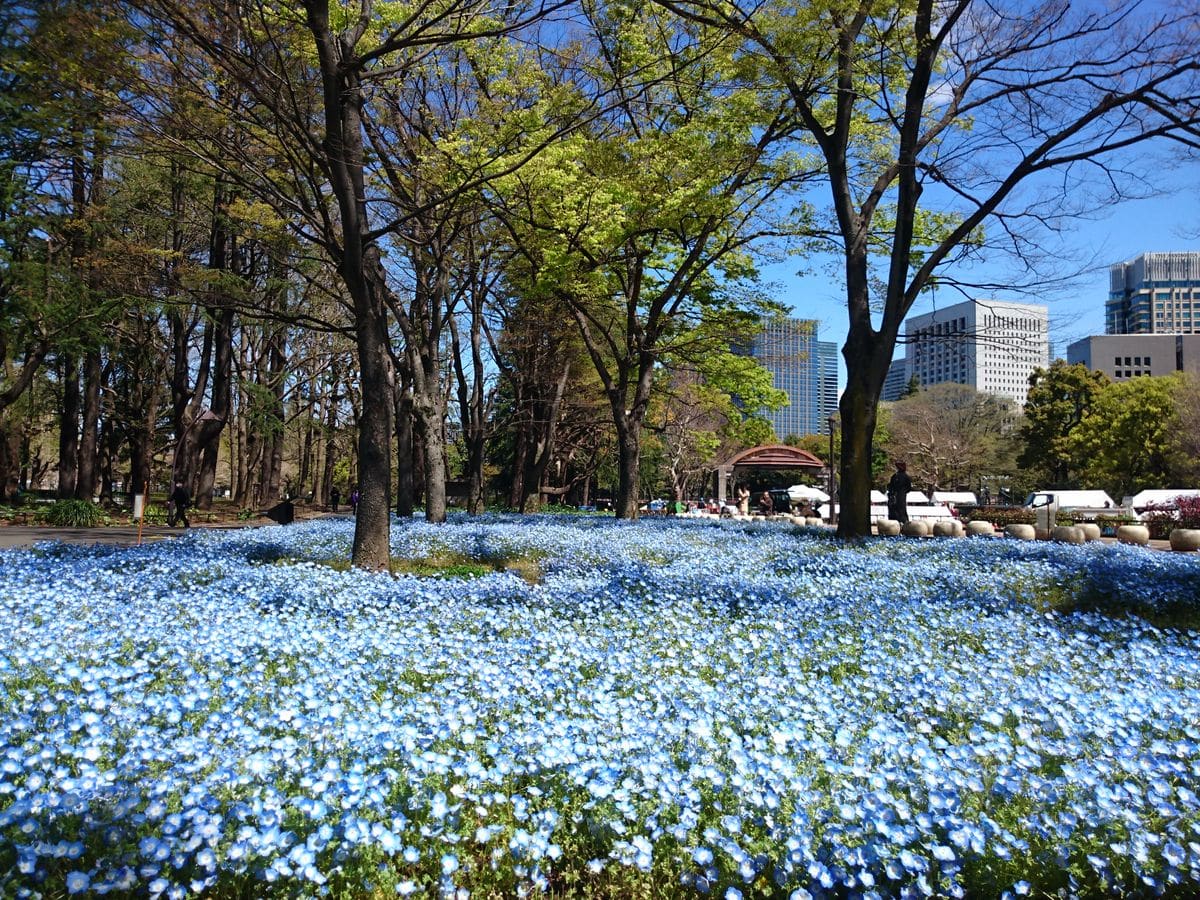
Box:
1107, 252, 1200, 335
881, 358, 909, 402
750, 317, 839, 437
1066, 333, 1200, 380
905, 299, 1049, 406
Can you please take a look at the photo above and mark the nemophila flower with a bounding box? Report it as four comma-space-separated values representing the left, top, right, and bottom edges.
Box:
1, 517, 1199, 897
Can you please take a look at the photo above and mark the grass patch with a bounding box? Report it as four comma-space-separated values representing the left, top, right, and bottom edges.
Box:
310, 550, 543, 583
1016, 572, 1200, 632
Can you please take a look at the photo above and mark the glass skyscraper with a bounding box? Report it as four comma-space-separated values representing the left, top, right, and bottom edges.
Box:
749, 317, 839, 438
1107, 252, 1200, 335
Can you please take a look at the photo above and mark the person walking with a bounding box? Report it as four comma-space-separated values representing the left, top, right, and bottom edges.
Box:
168, 481, 190, 529
887, 461, 912, 524
330, 485, 341, 512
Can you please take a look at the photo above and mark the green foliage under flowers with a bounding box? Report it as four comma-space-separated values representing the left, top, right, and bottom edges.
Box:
961, 506, 1034, 527
38, 499, 105, 527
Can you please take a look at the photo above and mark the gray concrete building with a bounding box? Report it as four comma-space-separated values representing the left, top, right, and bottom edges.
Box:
1066, 333, 1200, 380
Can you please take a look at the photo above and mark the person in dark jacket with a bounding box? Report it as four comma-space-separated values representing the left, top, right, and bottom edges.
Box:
330, 486, 341, 512
887, 461, 912, 524
758, 491, 774, 515
168, 481, 190, 528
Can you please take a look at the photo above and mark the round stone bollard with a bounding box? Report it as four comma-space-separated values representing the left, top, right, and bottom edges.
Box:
806, 517, 825, 527
790, 515, 806, 526
1005, 523, 1036, 540
877, 519, 901, 536
965, 520, 995, 537
932, 521, 958, 537
1051, 525, 1085, 544
1116, 524, 1150, 546
1169, 528, 1200, 551
1078, 522, 1102, 542
901, 520, 929, 537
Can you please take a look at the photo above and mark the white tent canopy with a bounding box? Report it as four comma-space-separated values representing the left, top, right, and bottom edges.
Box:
788, 484, 830, 502
931, 491, 978, 505
1127, 489, 1200, 509
870, 490, 887, 503
907, 491, 929, 504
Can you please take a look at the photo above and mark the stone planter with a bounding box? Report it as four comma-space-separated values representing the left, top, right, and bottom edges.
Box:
1169, 528, 1200, 551
1116, 524, 1150, 546
932, 521, 958, 537
1005, 524, 1036, 540
901, 520, 929, 537
1078, 522, 1102, 542
1051, 525, 1085, 544
877, 519, 901, 536
965, 521, 995, 537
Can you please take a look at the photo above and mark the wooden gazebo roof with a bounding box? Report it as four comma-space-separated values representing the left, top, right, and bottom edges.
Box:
720, 444, 825, 471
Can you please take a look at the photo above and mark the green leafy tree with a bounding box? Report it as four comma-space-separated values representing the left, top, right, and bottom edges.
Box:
1071, 374, 1186, 499
491, 0, 815, 518
1018, 360, 1109, 488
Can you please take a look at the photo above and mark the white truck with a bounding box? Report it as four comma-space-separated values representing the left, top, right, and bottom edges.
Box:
1024, 490, 1119, 532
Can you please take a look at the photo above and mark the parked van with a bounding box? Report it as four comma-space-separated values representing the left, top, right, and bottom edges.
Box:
1024, 490, 1117, 532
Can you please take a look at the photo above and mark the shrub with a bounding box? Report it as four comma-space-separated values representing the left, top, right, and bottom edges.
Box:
39, 499, 105, 528
961, 505, 1034, 527
1177, 496, 1200, 529
1094, 513, 1138, 536
141, 503, 168, 525
1139, 497, 1200, 539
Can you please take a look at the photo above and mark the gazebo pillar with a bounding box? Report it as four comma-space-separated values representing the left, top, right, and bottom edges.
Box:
716, 466, 731, 505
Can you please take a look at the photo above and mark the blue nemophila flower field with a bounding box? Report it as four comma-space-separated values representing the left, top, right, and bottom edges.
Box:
1, 516, 1199, 898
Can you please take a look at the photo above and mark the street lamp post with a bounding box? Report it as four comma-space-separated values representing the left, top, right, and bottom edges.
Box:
828, 414, 838, 527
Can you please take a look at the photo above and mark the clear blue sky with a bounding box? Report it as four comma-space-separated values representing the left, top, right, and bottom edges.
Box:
762, 190, 1200, 390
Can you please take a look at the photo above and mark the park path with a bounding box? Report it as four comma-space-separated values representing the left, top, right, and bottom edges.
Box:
0, 511, 347, 550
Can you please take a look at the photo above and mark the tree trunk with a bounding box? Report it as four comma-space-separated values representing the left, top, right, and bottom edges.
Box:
414, 386, 448, 523
0, 423, 19, 503
509, 408, 528, 510
75, 349, 102, 500
57, 355, 80, 498
615, 425, 641, 519
394, 376, 415, 517
837, 315, 892, 538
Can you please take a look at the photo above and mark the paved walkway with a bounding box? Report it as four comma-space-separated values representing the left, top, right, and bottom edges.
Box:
0, 523, 242, 550
0, 511, 345, 550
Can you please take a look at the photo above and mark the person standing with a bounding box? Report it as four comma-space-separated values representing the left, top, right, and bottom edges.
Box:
168, 481, 190, 528
330, 485, 341, 512
736, 484, 751, 516
349, 488, 359, 514
887, 461, 912, 524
